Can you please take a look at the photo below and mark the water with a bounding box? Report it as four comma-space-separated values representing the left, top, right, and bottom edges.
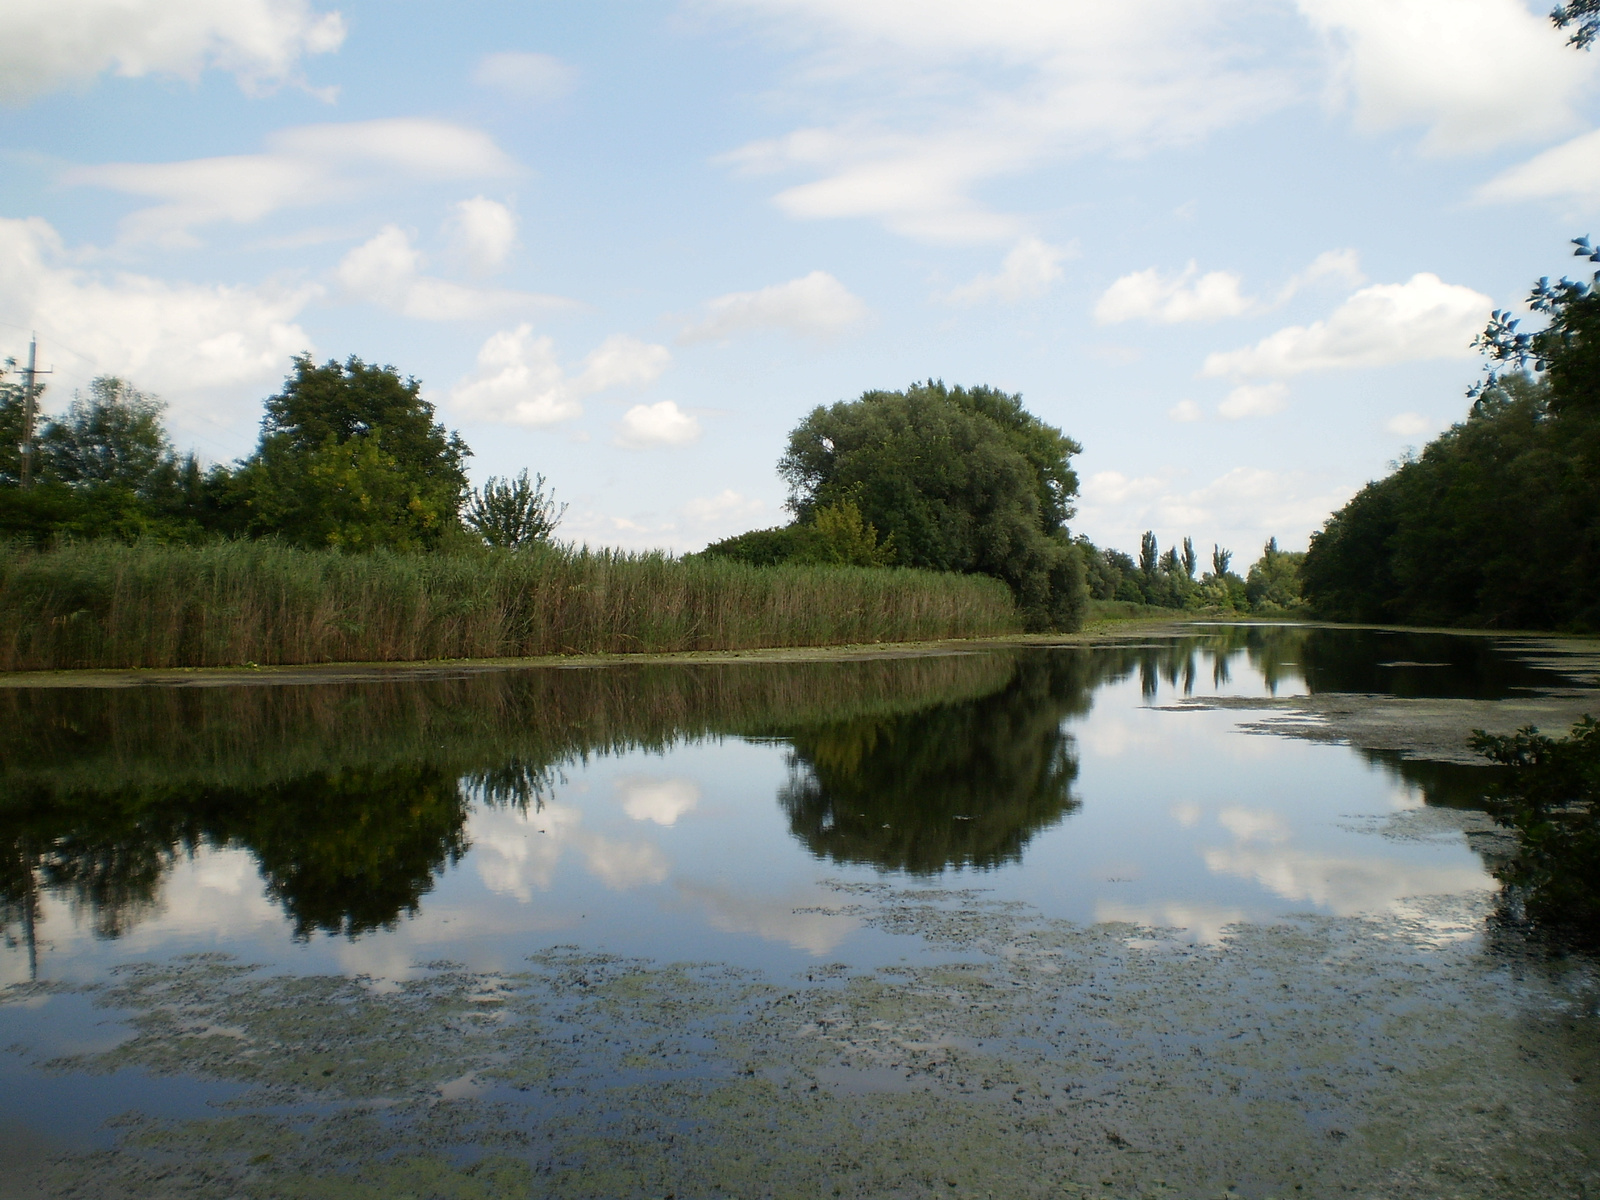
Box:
2, 624, 1597, 1198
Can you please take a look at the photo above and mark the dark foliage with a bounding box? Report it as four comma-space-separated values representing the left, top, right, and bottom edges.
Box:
777, 381, 1086, 630
1471, 716, 1600, 941
1303, 242, 1600, 629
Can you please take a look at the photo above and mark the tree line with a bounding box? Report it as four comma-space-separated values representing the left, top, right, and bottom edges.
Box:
1300, 238, 1600, 630
0, 355, 562, 552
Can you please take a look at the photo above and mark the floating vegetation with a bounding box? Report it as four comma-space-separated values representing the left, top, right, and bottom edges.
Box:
7, 884, 1598, 1199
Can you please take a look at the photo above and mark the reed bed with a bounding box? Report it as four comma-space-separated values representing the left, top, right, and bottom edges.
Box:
0, 540, 1021, 671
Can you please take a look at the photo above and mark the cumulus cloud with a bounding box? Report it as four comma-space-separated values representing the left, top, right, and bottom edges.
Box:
445, 197, 518, 273
448, 327, 670, 427
616, 400, 700, 449
617, 777, 700, 826
679, 270, 868, 342
1218, 381, 1289, 420
67, 119, 519, 244
1385, 411, 1433, 437
1298, 0, 1594, 153
710, 0, 1295, 242
1077, 465, 1353, 557
938, 237, 1073, 305
1277, 248, 1366, 300
1476, 128, 1600, 206
334, 225, 565, 320
0, 215, 314, 419
472, 51, 578, 100
1202, 273, 1491, 380
1095, 261, 1252, 324
0, 0, 345, 104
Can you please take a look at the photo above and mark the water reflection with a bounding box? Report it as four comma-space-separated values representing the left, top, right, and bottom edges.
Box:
780, 655, 1090, 873
0, 625, 1551, 959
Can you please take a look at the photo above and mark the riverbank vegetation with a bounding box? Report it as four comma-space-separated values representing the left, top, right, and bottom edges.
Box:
1472, 715, 1600, 943
1302, 239, 1600, 630
0, 538, 1019, 671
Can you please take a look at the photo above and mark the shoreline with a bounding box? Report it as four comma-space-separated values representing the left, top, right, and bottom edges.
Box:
3, 615, 1596, 689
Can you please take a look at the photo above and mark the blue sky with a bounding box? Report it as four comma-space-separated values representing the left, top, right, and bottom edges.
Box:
1, 0, 1597, 558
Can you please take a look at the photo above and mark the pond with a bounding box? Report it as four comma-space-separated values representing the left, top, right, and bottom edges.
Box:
2, 624, 1598, 1199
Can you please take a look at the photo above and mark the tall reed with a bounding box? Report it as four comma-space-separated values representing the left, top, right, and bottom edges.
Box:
0, 540, 1021, 670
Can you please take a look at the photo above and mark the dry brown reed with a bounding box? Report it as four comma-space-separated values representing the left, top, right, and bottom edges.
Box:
0, 540, 1020, 671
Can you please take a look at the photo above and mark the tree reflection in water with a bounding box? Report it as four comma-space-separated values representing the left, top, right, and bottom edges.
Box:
780, 655, 1092, 873
1, 626, 1544, 959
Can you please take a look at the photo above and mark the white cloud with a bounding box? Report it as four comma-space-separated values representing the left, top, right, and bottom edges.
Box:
67, 119, 519, 244
710, 1, 1295, 242
445, 197, 518, 273
938, 237, 1073, 305
1094, 262, 1252, 325
0, 0, 345, 104
448, 327, 670, 427
1218, 381, 1289, 420
1298, 0, 1594, 153
1476, 128, 1600, 206
1078, 465, 1353, 557
1277, 248, 1366, 300
679, 270, 868, 342
472, 51, 578, 100
1168, 399, 1204, 423
0, 215, 314, 419
334, 225, 565, 320
1203, 273, 1491, 380
579, 334, 673, 391
617, 776, 701, 826
683, 490, 765, 526
1385, 411, 1433, 436
617, 400, 701, 448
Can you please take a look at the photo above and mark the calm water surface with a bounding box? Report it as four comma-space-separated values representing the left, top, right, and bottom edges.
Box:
2, 624, 1596, 1198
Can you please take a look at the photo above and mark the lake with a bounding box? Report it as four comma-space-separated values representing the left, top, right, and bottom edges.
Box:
2, 624, 1597, 1198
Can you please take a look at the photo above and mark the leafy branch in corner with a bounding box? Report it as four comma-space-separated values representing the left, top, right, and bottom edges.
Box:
1552, 0, 1600, 49
1469, 715, 1600, 940
1469, 236, 1600, 402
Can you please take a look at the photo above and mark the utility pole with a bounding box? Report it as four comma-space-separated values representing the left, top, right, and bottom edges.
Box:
17, 335, 46, 488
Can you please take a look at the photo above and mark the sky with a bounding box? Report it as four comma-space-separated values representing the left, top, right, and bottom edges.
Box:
1, 0, 1597, 558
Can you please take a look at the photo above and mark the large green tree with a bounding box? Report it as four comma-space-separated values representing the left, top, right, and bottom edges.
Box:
778, 381, 1086, 630
236, 355, 472, 550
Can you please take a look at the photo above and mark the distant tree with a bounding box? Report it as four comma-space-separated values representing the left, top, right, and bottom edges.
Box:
0, 360, 38, 488
1180, 536, 1197, 579
40, 377, 176, 495
1245, 537, 1306, 612
237, 355, 471, 551
1211, 544, 1232, 576
1138, 530, 1159, 577
779, 381, 1086, 630
697, 525, 803, 567
464, 470, 565, 549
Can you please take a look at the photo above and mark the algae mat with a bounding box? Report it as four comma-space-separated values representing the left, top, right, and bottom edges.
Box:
6, 882, 1597, 1200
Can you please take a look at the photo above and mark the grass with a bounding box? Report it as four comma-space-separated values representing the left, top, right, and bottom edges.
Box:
0, 539, 1021, 671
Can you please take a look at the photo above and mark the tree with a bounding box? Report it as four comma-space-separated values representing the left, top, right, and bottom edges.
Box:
238, 355, 471, 551
1471, 715, 1600, 940
1303, 240, 1600, 630
1553, 0, 1600, 49
778, 381, 1086, 630
465, 470, 566, 549
796, 499, 895, 567
40, 377, 175, 494
1245, 537, 1306, 612
0, 360, 37, 488
1180, 537, 1197, 579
